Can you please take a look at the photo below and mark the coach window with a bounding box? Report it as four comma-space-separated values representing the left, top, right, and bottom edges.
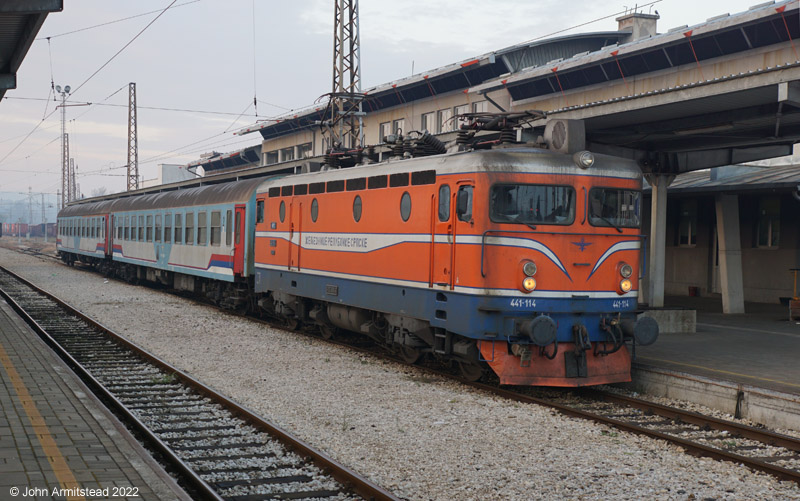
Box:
225, 210, 232, 246
198, 212, 207, 246
174, 213, 183, 244
456, 186, 473, 222
185, 213, 194, 245
353, 195, 362, 222
138, 215, 145, 241
89, 219, 94, 238
101, 217, 105, 238
210, 211, 221, 246
438, 185, 450, 221
311, 198, 319, 222
256, 200, 264, 224
124, 216, 129, 240
146, 215, 154, 242
400, 192, 411, 222
164, 214, 172, 243
116, 218, 122, 239
279, 201, 286, 223
155, 214, 162, 242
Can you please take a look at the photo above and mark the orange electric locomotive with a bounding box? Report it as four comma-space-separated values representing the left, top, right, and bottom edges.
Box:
252, 116, 658, 386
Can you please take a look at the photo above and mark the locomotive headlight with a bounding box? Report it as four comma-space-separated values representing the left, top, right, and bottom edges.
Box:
574, 151, 595, 169
619, 279, 632, 293
620, 263, 633, 278
522, 277, 537, 292
522, 261, 537, 276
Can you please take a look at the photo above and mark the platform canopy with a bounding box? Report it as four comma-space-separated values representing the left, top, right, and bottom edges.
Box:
0, 0, 62, 102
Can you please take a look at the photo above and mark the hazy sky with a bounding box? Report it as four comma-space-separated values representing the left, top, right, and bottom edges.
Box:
0, 0, 767, 213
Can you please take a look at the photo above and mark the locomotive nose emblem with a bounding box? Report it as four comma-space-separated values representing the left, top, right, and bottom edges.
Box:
571, 237, 592, 252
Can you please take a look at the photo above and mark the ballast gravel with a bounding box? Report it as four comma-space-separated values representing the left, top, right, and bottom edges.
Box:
2, 247, 799, 500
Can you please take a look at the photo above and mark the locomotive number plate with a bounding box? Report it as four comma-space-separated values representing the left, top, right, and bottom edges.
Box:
612, 300, 630, 309
509, 298, 536, 308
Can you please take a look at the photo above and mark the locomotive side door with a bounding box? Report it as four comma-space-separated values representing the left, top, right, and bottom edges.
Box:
233, 204, 246, 276
431, 184, 453, 287
451, 183, 474, 290
288, 199, 302, 271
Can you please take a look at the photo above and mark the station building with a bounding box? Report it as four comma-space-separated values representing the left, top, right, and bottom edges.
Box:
189, 3, 800, 310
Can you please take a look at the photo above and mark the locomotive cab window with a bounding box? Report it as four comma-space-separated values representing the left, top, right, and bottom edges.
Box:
490, 184, 575, 226
588, 188, 640, 229
456, 186, 474, 222
438, 185, 450, 221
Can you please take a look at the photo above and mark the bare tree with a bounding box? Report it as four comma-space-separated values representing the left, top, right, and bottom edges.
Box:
90, 187, 108, 198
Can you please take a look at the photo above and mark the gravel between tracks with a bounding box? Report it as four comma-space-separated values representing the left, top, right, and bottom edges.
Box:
2, 247, 799, 500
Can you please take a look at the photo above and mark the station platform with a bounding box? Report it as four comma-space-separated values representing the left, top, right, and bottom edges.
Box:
631, 295, 800, 430
0, 300, 189, 500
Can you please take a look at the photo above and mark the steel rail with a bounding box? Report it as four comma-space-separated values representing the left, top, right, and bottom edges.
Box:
0, 265, 400, 501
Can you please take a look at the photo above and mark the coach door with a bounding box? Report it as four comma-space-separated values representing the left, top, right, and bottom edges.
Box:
431, 184, 453, 287
233, 204, 246, 276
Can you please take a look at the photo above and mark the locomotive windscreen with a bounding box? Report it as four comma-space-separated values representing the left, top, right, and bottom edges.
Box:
490, 184, 575, 226
588, 188, 641, 228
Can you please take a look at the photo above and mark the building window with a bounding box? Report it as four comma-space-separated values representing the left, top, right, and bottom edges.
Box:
392, 119, 405, 135
298, 143, 313, 159
677, 199, 697, 246
438, 108, 454, 133
353, 195, 362, 222
455, 104, 469, 130
472, 101, 488, 113
756, 197, 780, 248
197, 211, 207, 246
280, 147, 294, 162
379, 122, 391, 141
421, 112, 435, 133
210, 211, 221, 246
265, 151, 279, 165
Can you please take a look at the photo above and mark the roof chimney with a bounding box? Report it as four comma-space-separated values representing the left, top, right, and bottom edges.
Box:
616, 12, 659, 42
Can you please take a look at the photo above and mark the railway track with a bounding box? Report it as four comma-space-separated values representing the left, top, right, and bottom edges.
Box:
0, 265, 399, 501
7, 248, 800, 488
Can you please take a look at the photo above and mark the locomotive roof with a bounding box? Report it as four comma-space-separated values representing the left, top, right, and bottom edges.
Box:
255, 147, 642, 191
59, 177, 267, 217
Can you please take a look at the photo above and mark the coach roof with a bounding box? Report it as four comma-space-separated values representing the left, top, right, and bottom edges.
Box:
59, 177, 267, 217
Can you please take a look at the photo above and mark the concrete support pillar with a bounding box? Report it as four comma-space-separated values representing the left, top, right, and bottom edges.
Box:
715, 194, 745, 314
645, 174, 674, 308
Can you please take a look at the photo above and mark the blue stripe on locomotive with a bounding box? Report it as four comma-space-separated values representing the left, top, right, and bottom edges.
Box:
255, 266, 638, 342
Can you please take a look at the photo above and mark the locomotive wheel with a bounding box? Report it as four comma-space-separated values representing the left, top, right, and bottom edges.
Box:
458, 361, 485, 382
285, 317, 301, 330
398, 345, 421, 364
320, 325, 338, 340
